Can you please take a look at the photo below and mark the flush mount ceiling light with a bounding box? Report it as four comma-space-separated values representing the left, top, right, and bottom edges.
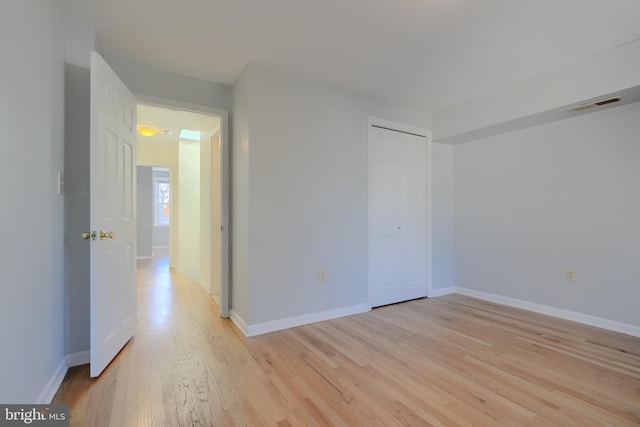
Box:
137, 125, 159, 136
137, 125, 173, 137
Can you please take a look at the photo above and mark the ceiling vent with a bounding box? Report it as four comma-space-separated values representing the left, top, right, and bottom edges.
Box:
567, 96, 623, 113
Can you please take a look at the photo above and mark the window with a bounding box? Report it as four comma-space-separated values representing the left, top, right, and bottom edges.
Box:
155, 178, 170, 225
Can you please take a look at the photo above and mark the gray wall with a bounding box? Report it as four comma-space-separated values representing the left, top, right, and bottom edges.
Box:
454, 101, 640, 325
231, 65, 250, 321
234, 64, 433, 326
137, 166, 153, 258
0, 0, 66, 403
98, 50, 233, 112
431, 143, 455, 290
153, 224, 170, 247
63, 64, 91, 357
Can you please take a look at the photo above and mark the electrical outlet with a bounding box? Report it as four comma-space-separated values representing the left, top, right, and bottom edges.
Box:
565, 270, 576, 282
319, 270, 327, 283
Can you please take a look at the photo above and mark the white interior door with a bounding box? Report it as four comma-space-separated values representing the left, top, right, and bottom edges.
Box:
90, 51, 137, 377
369, 124, 427, 307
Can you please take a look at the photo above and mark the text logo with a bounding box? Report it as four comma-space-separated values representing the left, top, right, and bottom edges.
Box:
0, 405, 68, 426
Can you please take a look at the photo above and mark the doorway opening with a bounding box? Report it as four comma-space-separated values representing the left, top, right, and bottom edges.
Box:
135, 100, 229, 317
136, 166, 170, 261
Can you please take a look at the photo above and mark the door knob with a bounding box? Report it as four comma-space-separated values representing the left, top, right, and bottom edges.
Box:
82, 231, 97, 240
99, 230, 115, 240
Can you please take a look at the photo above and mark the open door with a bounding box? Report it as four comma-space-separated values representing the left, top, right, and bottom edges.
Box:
89, 52, 137, 377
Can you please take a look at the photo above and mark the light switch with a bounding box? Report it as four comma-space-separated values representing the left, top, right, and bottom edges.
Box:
57, 171, 64, 195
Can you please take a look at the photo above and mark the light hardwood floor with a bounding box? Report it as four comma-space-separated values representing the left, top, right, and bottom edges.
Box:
53, 252, 640, 426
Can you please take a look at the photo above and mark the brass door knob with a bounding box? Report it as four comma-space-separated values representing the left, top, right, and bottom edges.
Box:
82, 231, 97, 240
99, 230, 115, 240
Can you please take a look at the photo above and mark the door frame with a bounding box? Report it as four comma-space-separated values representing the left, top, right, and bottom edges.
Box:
367, 116, 433, 305
136, 93, 231, 318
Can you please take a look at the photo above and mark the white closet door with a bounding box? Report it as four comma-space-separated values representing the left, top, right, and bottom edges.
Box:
369, 125, 427, 307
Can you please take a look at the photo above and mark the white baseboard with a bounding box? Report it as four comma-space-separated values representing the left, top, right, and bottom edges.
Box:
428, 287, 456, 297
244, 304, 371, 337
137, 256, 153, 260
229, 310, 248, 336
66, 351, 90, 367
152, 245, 169, 249
199, 281, 211, 295
453, 287, 640, 338
37, 358, 67, 404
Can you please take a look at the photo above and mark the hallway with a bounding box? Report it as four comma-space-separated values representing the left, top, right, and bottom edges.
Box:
53, 251, 246, 425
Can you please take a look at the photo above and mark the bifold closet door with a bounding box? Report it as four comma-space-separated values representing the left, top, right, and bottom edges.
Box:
369, 125, 427, 307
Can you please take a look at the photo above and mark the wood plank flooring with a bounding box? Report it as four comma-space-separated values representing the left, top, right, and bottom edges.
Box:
53, 252, 640, 426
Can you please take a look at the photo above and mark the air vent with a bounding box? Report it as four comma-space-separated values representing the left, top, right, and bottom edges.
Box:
567, 96, 623, 113
594, 97, 622, 106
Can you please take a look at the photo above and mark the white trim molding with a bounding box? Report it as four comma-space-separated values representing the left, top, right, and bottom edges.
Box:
137, 256, 153, 260
428, 287, 456, 298
66, 351, 90, 368
229, 310, 248, 336
38, 358, 67, 404
453, 287, 640, 338
234, 304, 371, 337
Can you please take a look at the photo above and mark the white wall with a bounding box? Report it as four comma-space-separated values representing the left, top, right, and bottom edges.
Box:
236, 64, 430, 326
0, 0, 66, 403
454, 101, 640, 326
200, 132, 212, 293
178, 140, 201, 282
208, 128, 222, 295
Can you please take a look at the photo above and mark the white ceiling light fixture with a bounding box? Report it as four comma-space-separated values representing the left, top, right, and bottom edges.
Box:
179, 129, 201, 141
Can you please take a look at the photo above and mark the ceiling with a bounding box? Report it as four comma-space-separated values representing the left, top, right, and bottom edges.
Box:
95, 0, 640, 112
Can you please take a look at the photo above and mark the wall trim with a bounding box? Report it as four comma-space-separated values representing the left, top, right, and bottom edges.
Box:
245, 304, 371, 337
137, 256, 153, 260
37, 358, 67, 404
66, 351, 90, 368
229, 310, 248, 336
428, 287, 456, 298
453, 287, 640, 338
152, 245, 169, 249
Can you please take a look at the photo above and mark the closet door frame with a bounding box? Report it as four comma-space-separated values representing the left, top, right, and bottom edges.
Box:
367, 117, 433, 307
